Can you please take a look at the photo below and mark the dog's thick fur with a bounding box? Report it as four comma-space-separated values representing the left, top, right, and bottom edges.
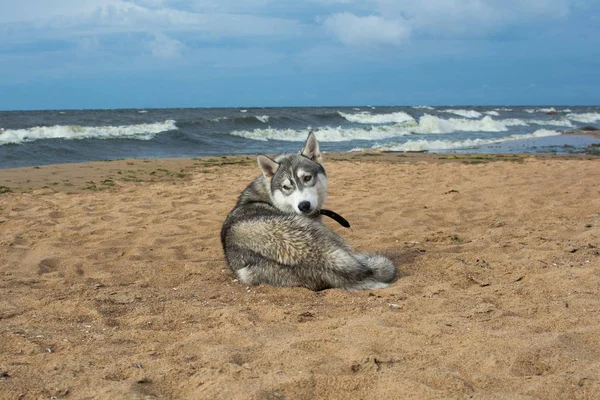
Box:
220, 133, 397, 291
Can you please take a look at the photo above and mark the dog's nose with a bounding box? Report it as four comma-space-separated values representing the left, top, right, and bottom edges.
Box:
298, 201, 312, 213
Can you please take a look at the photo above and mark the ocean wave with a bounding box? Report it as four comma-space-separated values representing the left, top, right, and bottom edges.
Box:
442, 109, 483, 118
354, 129, 562, 152
566, 112, 600, 124
413, 105, 436, 110
0, 120, 177, 146
416, 115, 571, 131
413, 115, 525, 134
229, 125, 413, 142
525, 108, 559, 114
209, 115, 270, 124
337, 111, 415, 124
228, 114, 558, 142
527, 119, 574, 127
538, 107, 557, 113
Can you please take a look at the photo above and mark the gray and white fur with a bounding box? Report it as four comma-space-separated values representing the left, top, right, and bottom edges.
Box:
220, 132, 397, 291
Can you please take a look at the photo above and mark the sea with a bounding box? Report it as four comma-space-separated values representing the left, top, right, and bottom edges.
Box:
1, 106, 599, 169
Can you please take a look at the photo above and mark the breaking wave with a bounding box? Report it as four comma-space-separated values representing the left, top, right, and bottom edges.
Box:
229, 125, 413, 142
228, 115, 567, 142
442, 109, 483, 118
525, 107, 572, 114
0, 120, 177, 146
338, 111, 414, 124
538, 107, 557, 114
412, 115, 524, 133
354, 129, 562, 152
209, 115, 270, 123
566, 112, 600, 124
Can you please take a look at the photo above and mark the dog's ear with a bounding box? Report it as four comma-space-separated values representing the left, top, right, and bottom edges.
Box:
257, 155, 279, 179
301, 131, 322, 164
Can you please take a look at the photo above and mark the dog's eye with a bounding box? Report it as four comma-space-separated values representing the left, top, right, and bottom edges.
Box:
303, 175, 312, 182
282, 184, 292, 191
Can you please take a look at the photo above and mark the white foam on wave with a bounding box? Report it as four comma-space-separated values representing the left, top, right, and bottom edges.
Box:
413, 105, 436, 110
421, 115, 571, 130
229, 114, 555, 143
210, 115, 269, 123
354, 129, 562, 152
442, 109, 483, 118
0, 120, 177, 146
413, 115, 527, 134
566, 112, 600, 124
230, 125, 413, 142
338, 111, 415, 124
526, 107, 559, 114
485, 111, 500, 116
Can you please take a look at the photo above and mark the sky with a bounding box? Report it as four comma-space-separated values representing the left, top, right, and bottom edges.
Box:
0, 0, 598, 110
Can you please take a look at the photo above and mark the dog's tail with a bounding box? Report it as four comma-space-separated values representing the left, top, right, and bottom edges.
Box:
365, 254, 397, 283
375, 255, 397, 283
347, 253, 397, 290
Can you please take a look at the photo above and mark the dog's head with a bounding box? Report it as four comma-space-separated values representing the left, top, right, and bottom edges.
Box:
257, 132, 327, 216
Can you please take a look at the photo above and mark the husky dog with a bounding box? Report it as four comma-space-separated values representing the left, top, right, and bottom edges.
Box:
220, 132, 397, 291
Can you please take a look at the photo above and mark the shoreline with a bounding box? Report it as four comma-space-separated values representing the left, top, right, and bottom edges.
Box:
1, 151, 599, 194
565, 129, 600, 139
1, 129, 599, 172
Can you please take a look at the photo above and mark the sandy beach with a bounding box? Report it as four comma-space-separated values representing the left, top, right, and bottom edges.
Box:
1, 152, 599, 399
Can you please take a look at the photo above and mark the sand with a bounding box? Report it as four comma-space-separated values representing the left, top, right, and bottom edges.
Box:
1, 153, 600, 399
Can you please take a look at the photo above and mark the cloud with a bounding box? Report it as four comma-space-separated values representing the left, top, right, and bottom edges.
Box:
0, 0, 126, 22
320, 0, 573, 45
77, 36, 101, 53
0, 1, 305, 41
0, 0, 588, 87
0, 1, 574, 50
323, 12, 410, 47
146, 33, 184, 58
389, 0, 571, 36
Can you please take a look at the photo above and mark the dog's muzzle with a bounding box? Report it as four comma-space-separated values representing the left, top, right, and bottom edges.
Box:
298, 201, 312, 214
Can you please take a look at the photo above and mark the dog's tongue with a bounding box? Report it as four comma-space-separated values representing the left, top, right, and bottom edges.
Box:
319, 209, 351, 228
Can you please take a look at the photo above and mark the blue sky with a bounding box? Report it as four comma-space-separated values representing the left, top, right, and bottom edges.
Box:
0, 0, 598, 110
